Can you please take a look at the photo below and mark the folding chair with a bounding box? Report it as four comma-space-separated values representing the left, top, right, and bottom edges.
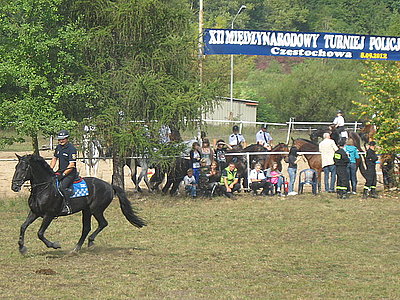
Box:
298, 169, 318, 195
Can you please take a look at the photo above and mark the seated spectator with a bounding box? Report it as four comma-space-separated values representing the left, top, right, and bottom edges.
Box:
249, 163, 271, 195
201, 139, 214, 167
214, 139, 232, 172
183, 168, 197, 198
265, 161, 285, 196
208, 161, 221, 184
220, 162, 241, 198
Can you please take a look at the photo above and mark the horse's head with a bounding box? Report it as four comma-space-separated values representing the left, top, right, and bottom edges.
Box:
11, 154, 32, 192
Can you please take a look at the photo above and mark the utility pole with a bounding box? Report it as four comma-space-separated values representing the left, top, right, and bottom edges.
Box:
199, 0, 204, 83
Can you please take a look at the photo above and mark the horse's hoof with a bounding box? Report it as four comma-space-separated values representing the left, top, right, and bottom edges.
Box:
88, 241, 95, 248
52, 242, 61, 249
19, 246, 28, 255
69, 249, 80, 256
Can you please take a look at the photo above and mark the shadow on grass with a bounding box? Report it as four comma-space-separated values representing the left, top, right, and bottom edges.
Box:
37, 245, 148, 258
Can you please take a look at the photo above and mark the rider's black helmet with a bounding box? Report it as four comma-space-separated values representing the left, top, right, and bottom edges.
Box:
337, 110, 343, 114
261, 123, 268, 129
57, 130, 70, 140
232, 125, 239, 132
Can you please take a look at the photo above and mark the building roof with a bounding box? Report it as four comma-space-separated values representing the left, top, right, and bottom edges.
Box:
218, 96, 259, 106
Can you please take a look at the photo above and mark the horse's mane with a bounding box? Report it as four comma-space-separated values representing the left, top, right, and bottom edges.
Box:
271, 142, 287, 151
28, 154, 55, 175
294, 138, 319, 151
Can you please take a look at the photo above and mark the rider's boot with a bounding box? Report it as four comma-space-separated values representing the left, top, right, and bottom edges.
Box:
60, 194, 72, 215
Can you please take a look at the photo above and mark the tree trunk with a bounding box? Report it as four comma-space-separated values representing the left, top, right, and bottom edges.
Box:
31, 134, 40, 156
112, 150, 125, 190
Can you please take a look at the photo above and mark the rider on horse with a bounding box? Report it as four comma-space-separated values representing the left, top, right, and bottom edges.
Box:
332, 110, 347, 143
229, 125, 245, 150
256, 124, 273, 150
50, 130, 78, 215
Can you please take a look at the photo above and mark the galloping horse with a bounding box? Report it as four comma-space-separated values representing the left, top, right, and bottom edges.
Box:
11, 154, 146, 254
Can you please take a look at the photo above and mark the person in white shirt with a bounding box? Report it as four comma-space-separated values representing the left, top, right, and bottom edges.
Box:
228, 125, 245, 149
332, 110, 347, 142
183, 168, 197, 197
249, 163, 270, 195
319, 132, 339, 192
256, 124, 273, 150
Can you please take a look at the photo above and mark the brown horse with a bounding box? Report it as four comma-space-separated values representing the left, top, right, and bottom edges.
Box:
263, 143, 290, 171
292, 138, 322, 190
359, 123, 377, 147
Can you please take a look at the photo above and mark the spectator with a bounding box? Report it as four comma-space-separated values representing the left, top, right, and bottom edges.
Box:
363, 141, 378, 198
220, 162, 240, 198
198, 158, 210, 196
344, 138, 359, 194
189, 142, 202, 183
319, 132, 338, 193
256, 124, 273, 150
249, 163, 270, 195
215, 139, 232, 172
265, 161, 285, 196
183, 168, 197, 198
334, 140, 350, 199
287, 146, 300, 196
208, 161, 221, 184
229, 125, 245, 149
201, 139, 214, 167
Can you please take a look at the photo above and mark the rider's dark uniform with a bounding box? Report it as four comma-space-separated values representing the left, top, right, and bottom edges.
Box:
54, 142, 78, 201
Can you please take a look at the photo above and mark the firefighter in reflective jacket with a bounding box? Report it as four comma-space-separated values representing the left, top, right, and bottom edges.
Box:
334, 140, 350, 199
363, 141, 378, 198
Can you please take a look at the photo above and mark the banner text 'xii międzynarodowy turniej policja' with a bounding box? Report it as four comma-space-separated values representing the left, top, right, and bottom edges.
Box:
204, 28, 400, 60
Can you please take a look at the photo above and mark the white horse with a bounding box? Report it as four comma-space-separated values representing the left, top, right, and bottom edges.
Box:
82, 126, 103, 177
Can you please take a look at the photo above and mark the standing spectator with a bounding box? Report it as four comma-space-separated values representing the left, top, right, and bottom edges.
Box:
319, 132, 338, 193
256, 124, 273, 150
334, 140, 350, 199
214, 139, 232, 172
183, 169, 197, 198
363, 141, 378, 198
220, 162, 240, 198
249, 163, 270, 195
287, 146, 299, 196
189, 142, 202, 183
201, 139, 214, 167
265, 162, 285, 196
344, 138, 360, 194
208, 161, 221, 195
229, 125, 245, 149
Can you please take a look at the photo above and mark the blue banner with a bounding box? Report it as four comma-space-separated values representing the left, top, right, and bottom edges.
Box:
204, 28, 400, 61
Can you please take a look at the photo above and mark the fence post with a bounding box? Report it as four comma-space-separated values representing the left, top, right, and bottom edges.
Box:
239, 121, 243, 134
286, 117, 292, 144
247, 152, 251, 189
354, 121, 358, 132
50, 135, 53, 150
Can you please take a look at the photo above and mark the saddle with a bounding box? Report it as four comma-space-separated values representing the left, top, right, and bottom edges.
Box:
56, 177, 89, 198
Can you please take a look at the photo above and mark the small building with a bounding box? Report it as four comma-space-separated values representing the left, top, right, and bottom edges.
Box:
203, 96, 258, 122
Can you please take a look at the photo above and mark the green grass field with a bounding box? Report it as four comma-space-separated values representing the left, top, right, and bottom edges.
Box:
1, 192, 400, 299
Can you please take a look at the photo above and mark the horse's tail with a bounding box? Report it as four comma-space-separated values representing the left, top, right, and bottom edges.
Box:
112, 185, 146, 228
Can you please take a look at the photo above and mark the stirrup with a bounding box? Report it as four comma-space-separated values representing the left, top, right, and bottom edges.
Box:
61, 204, 71, 215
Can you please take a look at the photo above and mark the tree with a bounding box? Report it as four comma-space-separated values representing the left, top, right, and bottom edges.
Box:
75, 0, 216, 188
355, 62, 400, 155
0, 0, 90, 154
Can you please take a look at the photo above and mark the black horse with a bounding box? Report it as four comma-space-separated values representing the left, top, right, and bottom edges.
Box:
11, 154, 146, 255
